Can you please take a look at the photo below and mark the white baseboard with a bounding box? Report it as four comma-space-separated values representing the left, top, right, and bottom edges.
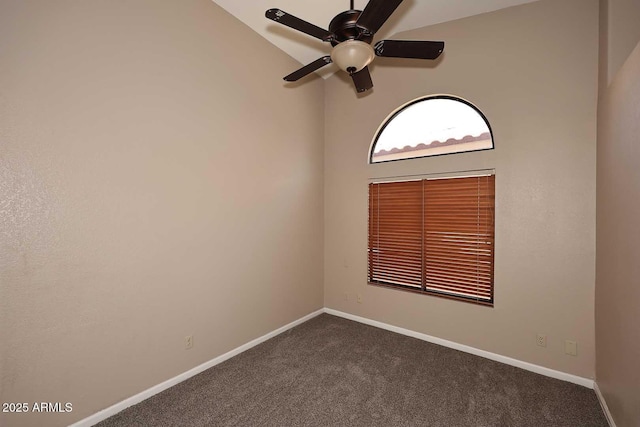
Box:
324, 308, 594, 389
594, 381, 616, 427
71, 307, 598, 426
69, 309, 324, 427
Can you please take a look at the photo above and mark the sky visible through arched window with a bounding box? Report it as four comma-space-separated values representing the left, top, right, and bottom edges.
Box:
371, 97, 493, 162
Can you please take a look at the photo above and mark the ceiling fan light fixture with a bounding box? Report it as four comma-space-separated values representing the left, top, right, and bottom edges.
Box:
266, 2, 445, 93
330, 40, 375, 74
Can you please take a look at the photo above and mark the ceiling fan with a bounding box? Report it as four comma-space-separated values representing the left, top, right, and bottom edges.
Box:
265, 0, 444, 93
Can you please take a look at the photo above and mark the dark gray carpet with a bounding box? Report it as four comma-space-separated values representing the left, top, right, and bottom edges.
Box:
96, 314, 607, 426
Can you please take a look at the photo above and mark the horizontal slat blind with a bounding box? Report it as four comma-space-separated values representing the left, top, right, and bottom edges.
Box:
368, 180, 423, 288
368, 175, 495, 305
424, 176, 495, 302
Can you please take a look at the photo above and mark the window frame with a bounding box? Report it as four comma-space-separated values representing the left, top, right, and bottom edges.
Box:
368, 173, 496, 307
369, 95, 494, 164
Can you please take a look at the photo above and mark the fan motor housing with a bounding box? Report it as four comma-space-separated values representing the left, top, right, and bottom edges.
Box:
328, 10, 373, 46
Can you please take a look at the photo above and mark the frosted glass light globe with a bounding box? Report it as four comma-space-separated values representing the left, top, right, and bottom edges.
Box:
331, 40, 375, 74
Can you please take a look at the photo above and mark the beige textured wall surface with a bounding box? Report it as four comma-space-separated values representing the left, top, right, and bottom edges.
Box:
324, 0, 599, 379
0, 1, 324, 426
604, 0, 640, 84
596, 40, 640, 427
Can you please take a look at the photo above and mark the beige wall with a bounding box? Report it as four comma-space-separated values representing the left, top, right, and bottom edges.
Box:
0, 1, 324, 426
324, 0, 599, 379
596, 39, 640, 427
601, 0, 640, 85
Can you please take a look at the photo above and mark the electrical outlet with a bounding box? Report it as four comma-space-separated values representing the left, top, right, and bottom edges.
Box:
536, 334, 547, 347
185, 335, 193, 350
357, 294, 362, 304
565, 340, 577, 356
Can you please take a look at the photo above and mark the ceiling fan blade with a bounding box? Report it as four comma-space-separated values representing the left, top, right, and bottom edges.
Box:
284, 56, 333, 82
351, 66, 374, 93
374, 40, 445, 60
266, 9, 334, 42
356, 0, 403, 35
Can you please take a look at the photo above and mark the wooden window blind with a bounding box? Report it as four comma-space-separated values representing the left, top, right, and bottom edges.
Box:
368, 175, 495, 305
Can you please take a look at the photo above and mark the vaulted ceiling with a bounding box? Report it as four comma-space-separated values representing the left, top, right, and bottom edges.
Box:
212, 0, 539, 77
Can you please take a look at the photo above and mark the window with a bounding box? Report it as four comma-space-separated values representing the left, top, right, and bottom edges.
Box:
368, 175, 495, 305
370, 95, 493, 163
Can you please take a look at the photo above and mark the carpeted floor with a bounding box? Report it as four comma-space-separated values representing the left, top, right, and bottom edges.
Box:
97, 314, 607, 426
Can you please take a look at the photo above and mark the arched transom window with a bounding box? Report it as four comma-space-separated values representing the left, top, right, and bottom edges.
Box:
370, 95, 493, 163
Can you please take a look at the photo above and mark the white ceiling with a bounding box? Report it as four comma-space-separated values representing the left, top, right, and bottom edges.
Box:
212, 0, 539, 77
